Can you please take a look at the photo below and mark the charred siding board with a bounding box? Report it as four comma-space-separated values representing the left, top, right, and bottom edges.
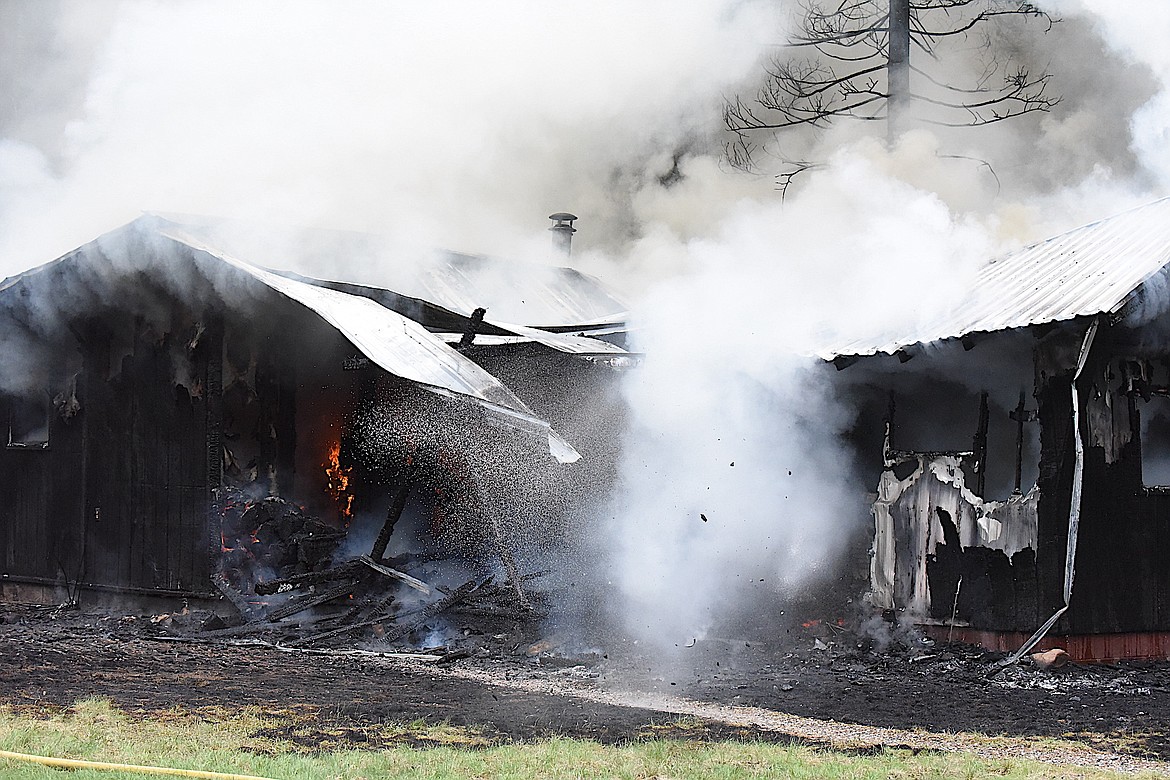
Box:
47, 414, 86, 582
0, 445, 53, 580
1037, 351, 1170, 635
1036, 373, 1074, 629
1147, 490, 1170, 628
1071, 437, 1149, 633
0, 398, 86, 585
83, 321, 211, 593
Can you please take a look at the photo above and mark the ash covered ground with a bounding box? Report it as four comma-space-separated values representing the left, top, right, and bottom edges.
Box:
1, 591, 1168, 772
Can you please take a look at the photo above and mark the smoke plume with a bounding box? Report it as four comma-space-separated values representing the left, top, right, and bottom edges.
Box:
2, 2, 1170, 644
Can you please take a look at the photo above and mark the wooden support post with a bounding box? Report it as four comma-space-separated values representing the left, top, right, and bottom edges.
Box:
1009, 389, 1037, 495
370, 482, 411, 561
973, 391, 989, 497
490, 516, 530, 609
1013, 390, 1026, 494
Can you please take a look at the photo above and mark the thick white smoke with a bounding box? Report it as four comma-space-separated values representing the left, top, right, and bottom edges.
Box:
2, 2, 1169, 644
608, 146, 998, 641
0, 0, 777, 272
591, 2, 1170, 643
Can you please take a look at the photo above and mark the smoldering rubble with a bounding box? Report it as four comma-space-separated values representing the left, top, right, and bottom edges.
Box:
0, 213, 631, 655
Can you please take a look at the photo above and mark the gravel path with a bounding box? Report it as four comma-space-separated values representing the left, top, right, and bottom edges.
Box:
427, 658, 1170, 775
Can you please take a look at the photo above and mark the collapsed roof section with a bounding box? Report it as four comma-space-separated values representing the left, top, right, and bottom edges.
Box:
152, 213, 631, 330
159, 225, 582, 463
264, 269, 629, 357
819, 197, 1170, 360
0, 214, 632, 463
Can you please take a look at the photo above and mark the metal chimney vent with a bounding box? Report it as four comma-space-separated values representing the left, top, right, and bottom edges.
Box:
548, 212, 577, 257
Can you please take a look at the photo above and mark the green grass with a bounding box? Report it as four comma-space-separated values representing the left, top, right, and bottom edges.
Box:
0, 698, 1158, 780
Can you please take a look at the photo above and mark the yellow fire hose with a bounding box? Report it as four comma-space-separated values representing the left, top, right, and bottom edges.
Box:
0, 748, 279, 779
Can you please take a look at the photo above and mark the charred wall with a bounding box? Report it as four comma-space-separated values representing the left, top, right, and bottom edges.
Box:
0, 290, 220, 597
1035, 322, 1170, 635
845, 332, 1043, 627
469, 342, 626, 538
0, 237, 365, 600
80, 310, 216, 595
887, 318, 1170, 636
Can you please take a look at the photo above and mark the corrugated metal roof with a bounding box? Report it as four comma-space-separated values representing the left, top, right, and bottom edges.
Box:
819, 197, 1170, 359
158, 224, 581, 463
266, 269, 629, 356
154, 214, 629, 329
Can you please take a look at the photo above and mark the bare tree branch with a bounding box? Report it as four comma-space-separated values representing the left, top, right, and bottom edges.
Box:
723, 0, 1061, 183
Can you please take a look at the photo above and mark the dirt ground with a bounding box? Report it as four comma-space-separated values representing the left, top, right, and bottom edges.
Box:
1, 602, 1169, 773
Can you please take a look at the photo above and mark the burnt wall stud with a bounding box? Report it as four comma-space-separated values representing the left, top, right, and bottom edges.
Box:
1010, 389, 1038, 495
204, 315, 225, 580
973, 392, 989, 497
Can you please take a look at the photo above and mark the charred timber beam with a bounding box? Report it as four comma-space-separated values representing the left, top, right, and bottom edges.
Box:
254, 560, 364, 595
3, 574, 216, 600
370, 483, 411, 561
211, 573, 261, 621
358, 555, 431, 595
285, 579, 481, 648
377, 579, 478, 645
283, 612, 396, 648
265, 579, 358, 622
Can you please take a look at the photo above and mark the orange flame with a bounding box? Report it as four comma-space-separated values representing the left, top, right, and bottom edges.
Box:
324, 441, 354, 520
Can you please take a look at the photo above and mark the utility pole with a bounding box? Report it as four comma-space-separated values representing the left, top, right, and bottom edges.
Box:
887, 0, 911, 143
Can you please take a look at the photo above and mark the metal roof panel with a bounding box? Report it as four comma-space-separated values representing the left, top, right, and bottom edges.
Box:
818, 197, 1170, 359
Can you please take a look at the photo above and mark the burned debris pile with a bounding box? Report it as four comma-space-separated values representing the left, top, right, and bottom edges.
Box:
215, 492, 347, 600
207, 489, 542, 653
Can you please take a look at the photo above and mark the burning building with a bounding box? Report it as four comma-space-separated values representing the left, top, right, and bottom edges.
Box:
0, 213, 628, 610
832, 197, 1170, 661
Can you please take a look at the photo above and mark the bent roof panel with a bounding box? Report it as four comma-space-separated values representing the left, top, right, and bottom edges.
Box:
154, 214, 629, 328
269, 270, 629, 356
819, 197, 1170, 359
157, 225, 580, 463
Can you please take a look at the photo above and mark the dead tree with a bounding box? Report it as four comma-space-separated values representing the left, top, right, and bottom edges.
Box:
725, 0, 1060, 192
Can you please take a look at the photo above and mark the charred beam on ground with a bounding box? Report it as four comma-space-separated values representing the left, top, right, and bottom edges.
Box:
254, 560, 365, 595
376, 579, 479, 645
210, 572, 261, 622
266, 579, 359, 622
358, 555, 432, 595
286, 578, 480, 648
